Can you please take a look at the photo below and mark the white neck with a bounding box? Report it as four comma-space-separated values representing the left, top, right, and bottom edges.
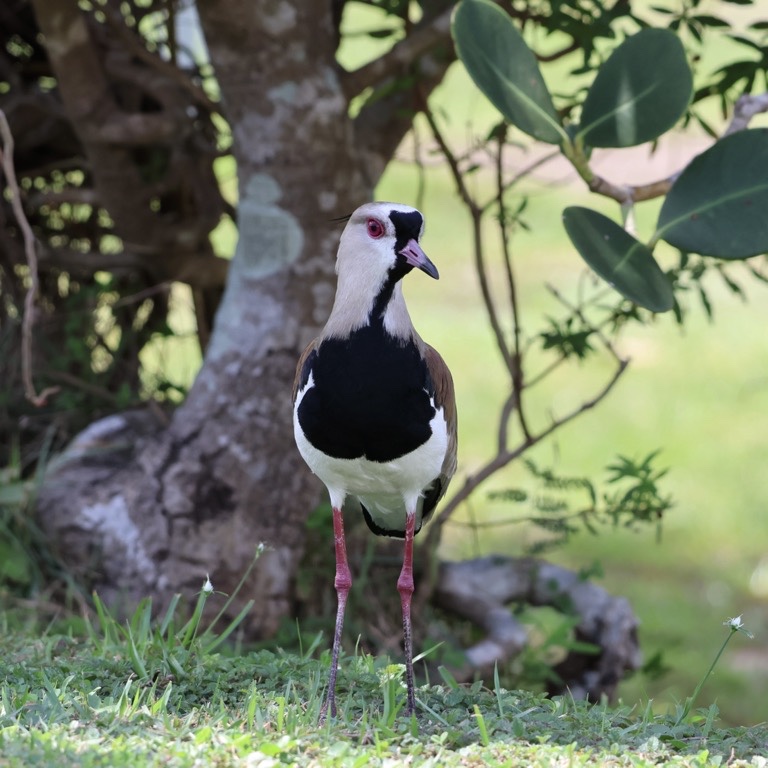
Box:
321, 275, 417, 343
382, 283, 417, 340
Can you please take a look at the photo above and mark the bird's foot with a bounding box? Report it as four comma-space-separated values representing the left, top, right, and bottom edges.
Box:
319, 695, 337, 723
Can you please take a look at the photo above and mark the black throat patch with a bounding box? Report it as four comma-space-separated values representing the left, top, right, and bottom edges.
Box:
367, 209, 424, 321
389, 209, 423, 256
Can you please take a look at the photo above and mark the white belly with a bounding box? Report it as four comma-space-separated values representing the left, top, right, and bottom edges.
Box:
294, 403, 448, 527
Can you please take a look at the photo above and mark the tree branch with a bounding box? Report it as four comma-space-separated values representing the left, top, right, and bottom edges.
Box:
545, 283, 626, 364
340, 7, 452, 99
0, 108, 60, 407
723, 91, 768, 136
578, 91, 768, 205
351, 1, 455, 180
419, 105, 632, 567
92, 113, 179, 145
586, 175, 674, 205
425, 355, 629, 550
494, 131, 531, 441
100, 0, 220, 116
423, 106, 514, 372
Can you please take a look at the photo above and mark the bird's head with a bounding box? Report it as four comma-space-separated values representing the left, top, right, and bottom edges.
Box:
336, 202, 439, 283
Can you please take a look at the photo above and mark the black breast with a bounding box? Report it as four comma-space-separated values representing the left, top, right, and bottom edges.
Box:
297, 326, 436, 462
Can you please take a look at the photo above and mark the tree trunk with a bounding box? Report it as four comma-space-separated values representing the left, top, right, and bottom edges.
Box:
37, 0, 372, 635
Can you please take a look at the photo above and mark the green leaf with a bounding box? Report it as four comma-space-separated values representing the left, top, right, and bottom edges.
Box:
451, 0, 564, 144
563, 207, 674, 312
578, 29, 692, 148
656, 128, 768, 258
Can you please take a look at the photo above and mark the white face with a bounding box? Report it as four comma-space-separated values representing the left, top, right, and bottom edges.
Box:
322, 201, 437, 339
336, 202, 425, 281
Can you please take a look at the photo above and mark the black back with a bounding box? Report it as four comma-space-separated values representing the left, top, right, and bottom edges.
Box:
297, 324, 436, 463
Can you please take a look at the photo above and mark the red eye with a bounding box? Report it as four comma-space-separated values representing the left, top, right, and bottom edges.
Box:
366, 218, 385, 239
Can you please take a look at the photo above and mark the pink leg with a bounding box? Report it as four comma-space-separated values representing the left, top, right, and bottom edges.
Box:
321, 505, 352, 720
397, 509, 417, 715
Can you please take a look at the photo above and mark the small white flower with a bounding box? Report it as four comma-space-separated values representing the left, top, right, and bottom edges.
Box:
724, 615, 743, 630
202, 573, 214, 594
724, 614, 754, 638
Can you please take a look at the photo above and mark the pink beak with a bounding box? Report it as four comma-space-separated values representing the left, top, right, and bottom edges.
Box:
399, 239, 439, 279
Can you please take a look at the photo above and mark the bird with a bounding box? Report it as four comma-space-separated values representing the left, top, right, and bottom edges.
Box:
292, 201, 457, 718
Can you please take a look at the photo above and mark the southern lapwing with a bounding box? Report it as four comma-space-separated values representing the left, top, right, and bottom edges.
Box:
292, 201, 457, 717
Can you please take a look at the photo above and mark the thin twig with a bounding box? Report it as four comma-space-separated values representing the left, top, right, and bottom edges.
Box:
494, 131, 531, 441
44, 371, 122, 405
447, 506, 592, 528
425, 356, 629, 552
423, 105, 514, 372
111, 280, 172, 309
545, 282, 626, 364
522, 283, 628, 390
412, 119, 427, 213
0, 109, 60, 407
480, 148, 560, 214
537, 40, 579, 63
421, 105, 479, 215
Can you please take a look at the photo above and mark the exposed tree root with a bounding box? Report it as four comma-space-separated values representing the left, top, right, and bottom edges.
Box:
434, 555, 641, 701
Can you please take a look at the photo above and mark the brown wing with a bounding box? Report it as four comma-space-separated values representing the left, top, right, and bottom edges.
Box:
292, 338, 319, 403
421, 343, 457, 521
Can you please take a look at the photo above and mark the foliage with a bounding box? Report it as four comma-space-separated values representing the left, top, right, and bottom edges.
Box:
577, 29, 692, 149
485, 452, 672, 553
413, 0, 768, 557
0, 438, 70, 596
655, 129, 768, 258
452, 0, 768, 312
562, 206, 674, 311
87, 586, 254, 682
451, 0, 564, 144
2, 0, 761, 471
0, 1, 221, 466
0, 462, 36, 588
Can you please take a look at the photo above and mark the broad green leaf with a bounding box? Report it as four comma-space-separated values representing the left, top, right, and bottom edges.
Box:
452, 0, 564, 144
563, 207, 674, 312
578, 29, 692, 148
656, 128, 768, 258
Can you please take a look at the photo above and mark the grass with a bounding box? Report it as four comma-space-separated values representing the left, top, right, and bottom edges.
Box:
2, 593, 767, 767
